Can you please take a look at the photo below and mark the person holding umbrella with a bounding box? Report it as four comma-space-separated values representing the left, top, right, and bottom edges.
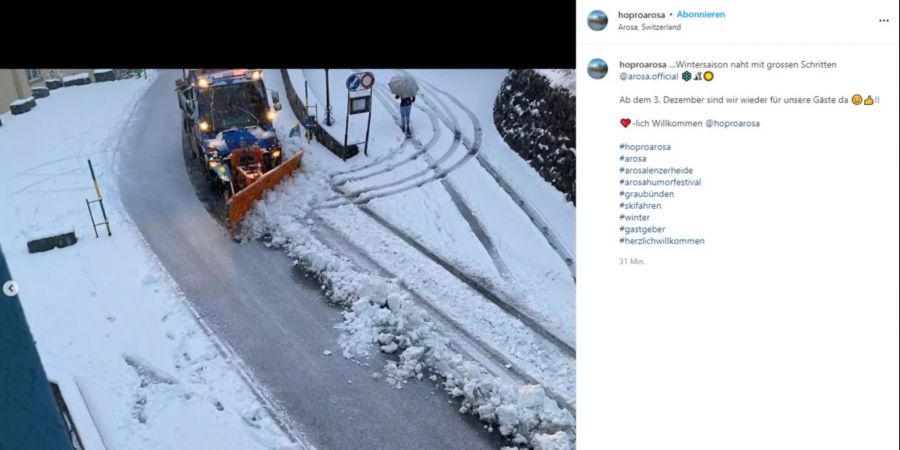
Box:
396, 94, 415, 134
388, 74, 419, 136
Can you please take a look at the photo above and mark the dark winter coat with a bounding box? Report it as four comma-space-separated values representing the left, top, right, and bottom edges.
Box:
397, 95, 415, 106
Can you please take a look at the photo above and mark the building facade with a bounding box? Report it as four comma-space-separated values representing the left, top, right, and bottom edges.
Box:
0, 69, 93, 115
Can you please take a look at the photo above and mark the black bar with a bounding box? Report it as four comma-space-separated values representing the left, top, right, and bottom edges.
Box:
325, 69, 334, 126
98, 199, 111, 237
85, 199, 98, 238
364, 94, 373, 157
344, 93, 350, 148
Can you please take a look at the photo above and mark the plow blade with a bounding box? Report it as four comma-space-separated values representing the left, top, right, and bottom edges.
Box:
227, 151, 303, 228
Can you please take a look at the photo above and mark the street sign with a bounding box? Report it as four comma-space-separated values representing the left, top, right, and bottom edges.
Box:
349, 95, 371, 115
346, 74, 361, 91
346, 72, 375, 92
344, 72, 376, 156
359, 72, 374, 89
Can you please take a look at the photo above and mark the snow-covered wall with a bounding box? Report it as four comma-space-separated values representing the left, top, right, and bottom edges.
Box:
494, 70, 576, 203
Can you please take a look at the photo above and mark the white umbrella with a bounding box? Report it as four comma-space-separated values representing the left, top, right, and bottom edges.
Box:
388, 74, 419, 98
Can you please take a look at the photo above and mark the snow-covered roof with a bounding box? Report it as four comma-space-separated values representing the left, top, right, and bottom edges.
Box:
63, 73, 90, 82
10, 97, 34, 106
93, 69, 113, 74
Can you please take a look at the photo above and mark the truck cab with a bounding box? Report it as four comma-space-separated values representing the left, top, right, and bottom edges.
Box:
176, 69, 283, 197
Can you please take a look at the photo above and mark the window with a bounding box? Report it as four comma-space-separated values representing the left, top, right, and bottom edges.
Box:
349, 96, 371, 114
197, 81, 267, 132
25, 69, 42, 81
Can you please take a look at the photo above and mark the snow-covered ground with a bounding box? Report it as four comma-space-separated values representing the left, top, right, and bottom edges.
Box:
297, 69, 575, 346
244, 69, 577, 448
0, 72, 296, 449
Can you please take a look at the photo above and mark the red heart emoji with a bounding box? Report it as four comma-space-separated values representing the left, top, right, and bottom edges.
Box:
620, 118, 631, 128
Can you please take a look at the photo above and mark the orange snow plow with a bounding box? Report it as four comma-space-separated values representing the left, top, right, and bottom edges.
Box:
227, 149, 303, 228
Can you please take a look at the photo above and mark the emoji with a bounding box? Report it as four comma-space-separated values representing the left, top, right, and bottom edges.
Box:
851, 94, 862, 105
864, 95, 874, 105
703, 71, 714, 81
620, 118, 632, 128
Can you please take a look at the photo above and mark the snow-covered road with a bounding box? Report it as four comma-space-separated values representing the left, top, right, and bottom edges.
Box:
117, 70, 502, 449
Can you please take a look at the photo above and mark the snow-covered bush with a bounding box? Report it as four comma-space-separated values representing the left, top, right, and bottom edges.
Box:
494, 69, 576, 204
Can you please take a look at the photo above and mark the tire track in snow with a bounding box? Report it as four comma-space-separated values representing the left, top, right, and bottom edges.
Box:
325, 88, 463, 201
327, 99, 435, 185
327, 140, 408, 180
475, 154, 576, 280
306, 71, 572, 355
320, 75, 512, 279
399, 77, 512, 280
415, 75, 577, 281
317, 93, 443, 204
316, 81, 477, 208
352, 205, 575, 358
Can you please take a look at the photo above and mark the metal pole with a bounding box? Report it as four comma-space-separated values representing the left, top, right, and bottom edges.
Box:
344, 93, 350, 148
363, 94, 373, 157
88, 159, 111, 236
325, 69, 334, 126
86, 199, 98, 238
304, 81, 309, 120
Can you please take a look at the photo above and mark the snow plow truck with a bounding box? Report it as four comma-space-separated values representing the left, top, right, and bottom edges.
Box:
175, 69, 302, 229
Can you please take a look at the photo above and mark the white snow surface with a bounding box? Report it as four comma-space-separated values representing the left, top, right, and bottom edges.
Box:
10, 97, 34, 106
243, 69, 576, 449
63, 73, 90, 82
0, 71, 296, 449
534, 69, 576, 95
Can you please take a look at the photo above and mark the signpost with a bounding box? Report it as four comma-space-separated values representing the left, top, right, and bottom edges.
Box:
344, 72, 375, 156
324, 69, 334, 126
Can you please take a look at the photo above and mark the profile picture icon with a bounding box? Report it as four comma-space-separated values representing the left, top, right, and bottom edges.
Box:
587, 10, 608, 31
587, 58, 608, 80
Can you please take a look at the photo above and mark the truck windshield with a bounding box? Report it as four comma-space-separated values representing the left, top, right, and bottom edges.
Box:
198, 81, 267, 132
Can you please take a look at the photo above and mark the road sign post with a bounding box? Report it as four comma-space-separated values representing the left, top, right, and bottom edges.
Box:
325, 69, 334, 126
344, 72, 375, 156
